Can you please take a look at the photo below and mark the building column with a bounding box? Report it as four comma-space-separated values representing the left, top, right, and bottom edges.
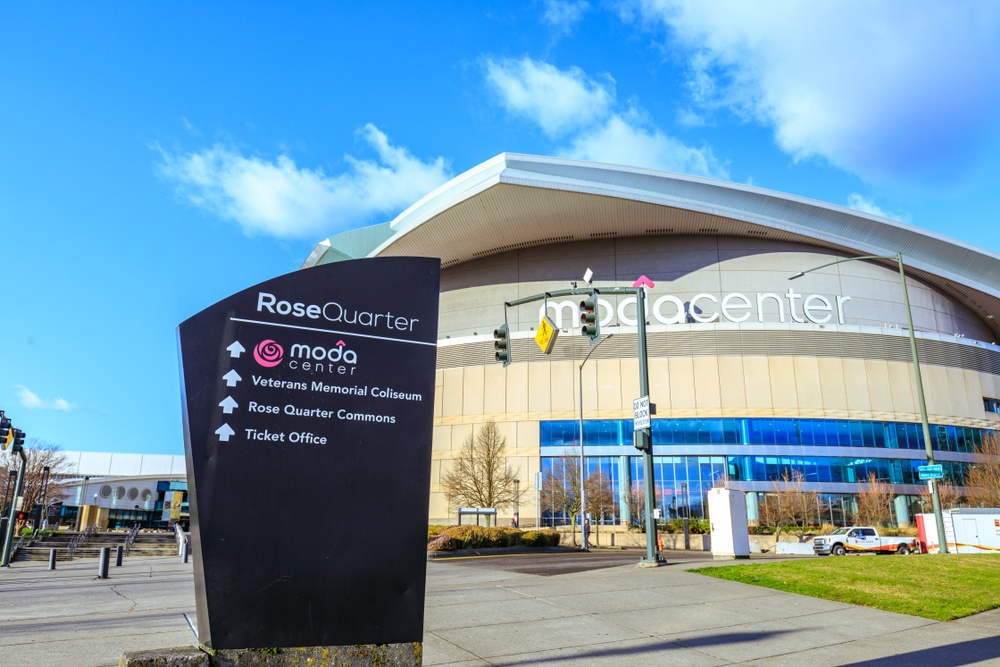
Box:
618, 455, 632, 525
745, 492, 759, 522
894, 495, 911, 527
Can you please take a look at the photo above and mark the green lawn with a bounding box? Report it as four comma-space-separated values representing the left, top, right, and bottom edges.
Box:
691, 555, 1000, 621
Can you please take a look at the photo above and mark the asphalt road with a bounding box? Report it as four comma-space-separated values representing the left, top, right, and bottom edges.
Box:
432, 548, 715, 576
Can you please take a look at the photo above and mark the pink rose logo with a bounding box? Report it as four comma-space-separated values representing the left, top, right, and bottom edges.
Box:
254, 340, 284, 367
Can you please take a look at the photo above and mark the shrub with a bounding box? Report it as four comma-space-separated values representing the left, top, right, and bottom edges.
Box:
540, 528, 560, 546
441, 525, 493, 549
485, 527, 525, 547
428, 535, 457, 551
428, 525, 446, 540
519, 530, 546, 547
660, 519, 710, 534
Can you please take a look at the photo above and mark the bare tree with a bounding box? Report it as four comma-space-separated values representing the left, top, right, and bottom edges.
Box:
1, 439, 69, 531
626, 482, 647, 530
539, 453, 615, 545
540, 455, 582, 544
440, 420, 520, 525
584, 467, 616, 530
965, 432, 1000, 508
854, 473, 894, 526
920, 480, 963, 512
757, 471, 818, 541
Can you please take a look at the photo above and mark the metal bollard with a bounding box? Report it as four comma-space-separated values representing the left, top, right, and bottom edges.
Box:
181, 541, 189, 564
48, 549, 57, 570
115, 545, 123, 567
98, 547, 110, 579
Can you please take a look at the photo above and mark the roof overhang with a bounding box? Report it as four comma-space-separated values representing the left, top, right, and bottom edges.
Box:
303, 153, 1000, 337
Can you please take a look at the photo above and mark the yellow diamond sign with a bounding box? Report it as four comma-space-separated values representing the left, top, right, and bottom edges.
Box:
535, 316, 559, 354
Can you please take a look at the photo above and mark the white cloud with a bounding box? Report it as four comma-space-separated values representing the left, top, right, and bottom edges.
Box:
15, 385, 78, 412
157, 125, 451, 239
632, 0, 1000, 185
543, 0, 590, 34
846, 193, 909, 223
561, 110, 727, 177
485, 56, 727, 178
484, 57, 614, 137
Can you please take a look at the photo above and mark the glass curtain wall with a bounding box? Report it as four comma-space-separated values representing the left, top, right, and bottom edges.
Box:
539, 417, 992, 527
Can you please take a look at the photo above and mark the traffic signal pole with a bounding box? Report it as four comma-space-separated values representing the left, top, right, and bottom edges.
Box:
503, 285, 660, 565
1, 447, 27, 567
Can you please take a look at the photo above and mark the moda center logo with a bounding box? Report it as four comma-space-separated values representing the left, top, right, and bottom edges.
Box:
253, 338, 358, 372
253, 340, 284, 367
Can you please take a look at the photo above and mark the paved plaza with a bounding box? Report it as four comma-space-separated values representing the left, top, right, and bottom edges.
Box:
1, 552, 999, 666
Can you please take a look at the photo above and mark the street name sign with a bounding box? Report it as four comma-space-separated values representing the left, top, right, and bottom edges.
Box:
918, 464, 944, 480
178, 257, 440, 650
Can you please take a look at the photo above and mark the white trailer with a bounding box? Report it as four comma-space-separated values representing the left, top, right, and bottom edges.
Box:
916, 509, 1000, 554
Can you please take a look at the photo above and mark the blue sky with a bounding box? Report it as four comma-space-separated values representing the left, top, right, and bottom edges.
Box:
2, 1, 999, 455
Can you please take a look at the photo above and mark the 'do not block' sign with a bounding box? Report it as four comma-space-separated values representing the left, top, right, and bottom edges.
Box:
178, 257, 440, 650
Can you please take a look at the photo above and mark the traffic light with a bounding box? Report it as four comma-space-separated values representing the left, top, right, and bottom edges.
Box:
494, 324, 511, 366
579, 292, 600, 344
11, 429, 25, 451
0, 418, 11, 451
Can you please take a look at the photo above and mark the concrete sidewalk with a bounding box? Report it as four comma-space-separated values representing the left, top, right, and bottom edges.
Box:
423, 555, 1000, 666
2, 552, 999, 666
0, 555, 197, 667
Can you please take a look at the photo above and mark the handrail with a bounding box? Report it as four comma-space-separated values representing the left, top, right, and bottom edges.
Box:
68, 523, 98, 560
174, 523, 190, 556
10, 533, 27, 559
123, 523, 141, 556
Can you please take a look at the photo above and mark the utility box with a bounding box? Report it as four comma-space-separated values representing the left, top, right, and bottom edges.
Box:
708, 488, 750, 559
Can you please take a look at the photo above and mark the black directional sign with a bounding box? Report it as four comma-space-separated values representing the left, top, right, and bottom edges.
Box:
178, 257, 440, 650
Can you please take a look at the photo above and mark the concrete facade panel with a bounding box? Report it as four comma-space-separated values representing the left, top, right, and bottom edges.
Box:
792, 357, 824, 411
597, 359, 624, 411
864, 360, 895, 413
463, 365, 485, 416
843, 359, 873, 413
505, 363, 529, 414
524, 363, 548, 414
887, 361, 917, 417
442, 368, 465, 417
668, 357, 697, 409
718, 356, 747, 410
742, 357, 773, 409
768, 357, 798, 410
692, 356, 722, 410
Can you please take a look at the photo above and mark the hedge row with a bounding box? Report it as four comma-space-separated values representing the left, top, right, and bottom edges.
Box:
427, 525, 561, 551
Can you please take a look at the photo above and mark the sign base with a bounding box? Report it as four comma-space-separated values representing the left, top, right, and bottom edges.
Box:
120, 642, 422, 666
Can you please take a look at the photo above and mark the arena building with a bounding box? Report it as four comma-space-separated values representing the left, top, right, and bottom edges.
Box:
303, 153, 1000, 528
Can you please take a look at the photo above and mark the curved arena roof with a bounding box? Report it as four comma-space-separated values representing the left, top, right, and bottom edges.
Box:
304, 153, 1000, 339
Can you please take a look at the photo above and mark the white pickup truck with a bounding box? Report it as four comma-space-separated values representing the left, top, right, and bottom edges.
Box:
813, 527, 918, 556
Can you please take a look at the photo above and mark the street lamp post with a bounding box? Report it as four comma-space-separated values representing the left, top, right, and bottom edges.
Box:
790, 252, 948, 553
513, 479, 519, 527
578, 334, 614, 549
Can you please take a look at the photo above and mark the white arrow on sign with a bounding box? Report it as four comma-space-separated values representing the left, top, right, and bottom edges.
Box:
227, 341, 245, 358
219, 396, 239, 414
222, 369, 242, 387
215, 423, 235, 442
